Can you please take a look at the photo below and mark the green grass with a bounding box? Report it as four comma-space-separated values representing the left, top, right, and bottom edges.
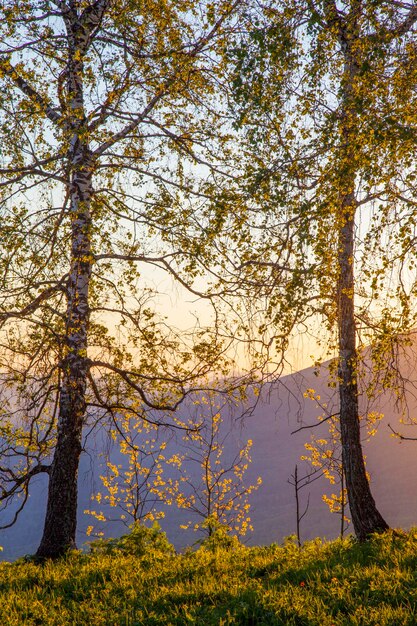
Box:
2, 526, 417, 625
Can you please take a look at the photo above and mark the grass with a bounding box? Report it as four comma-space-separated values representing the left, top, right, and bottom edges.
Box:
1, 525, 417, 625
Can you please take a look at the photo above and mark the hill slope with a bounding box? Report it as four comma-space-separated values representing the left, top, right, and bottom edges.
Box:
1, 527, 417, 625
2, 341, 417, 560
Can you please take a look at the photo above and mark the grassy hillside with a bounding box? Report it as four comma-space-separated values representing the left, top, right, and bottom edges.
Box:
2, 524, 417, 625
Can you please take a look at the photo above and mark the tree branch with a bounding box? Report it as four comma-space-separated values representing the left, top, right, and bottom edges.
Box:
0, 463, 50, 503
291, 413, 338, 435
0, 277, 68, 327
94, 0, 242, 155
388, 423, 417, 441
0, 59, 62, 126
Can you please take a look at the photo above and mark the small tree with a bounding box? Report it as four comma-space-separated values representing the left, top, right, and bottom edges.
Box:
160, 392, 262, 538
288, 463, 323, 547
85, 408, 172, 535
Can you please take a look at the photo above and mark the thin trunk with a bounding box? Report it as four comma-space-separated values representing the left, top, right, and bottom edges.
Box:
337, 200, 388, 540
340, 467, 345, 539
294, 464, 301, 547
335, 6, 389, 542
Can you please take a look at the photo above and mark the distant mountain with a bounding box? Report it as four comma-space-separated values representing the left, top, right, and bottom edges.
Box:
2, 342, 417, 561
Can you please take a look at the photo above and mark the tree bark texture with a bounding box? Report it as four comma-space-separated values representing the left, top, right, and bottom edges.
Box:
336, 11, 389, 541
36, 7, 95, 557
36, 148, 93, 558
337, 200, 388, 541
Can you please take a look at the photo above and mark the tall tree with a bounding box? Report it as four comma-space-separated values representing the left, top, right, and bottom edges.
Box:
229, 0, 417, 540
317, 0, 389, 539
310, 0, 417, 540
0, 0, 242, 558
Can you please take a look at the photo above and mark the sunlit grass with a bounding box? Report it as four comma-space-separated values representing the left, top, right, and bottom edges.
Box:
1, 525, 417, 625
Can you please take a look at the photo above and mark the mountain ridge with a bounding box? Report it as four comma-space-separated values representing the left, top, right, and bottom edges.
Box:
2, 339, 417, 560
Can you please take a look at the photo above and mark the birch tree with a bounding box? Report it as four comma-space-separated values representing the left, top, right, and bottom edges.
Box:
0, 0, 242, 558
229, 0, 417, 540
306, 0, 417, 540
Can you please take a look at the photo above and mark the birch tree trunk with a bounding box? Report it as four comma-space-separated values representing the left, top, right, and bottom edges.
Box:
337, 192, 388, 540
336, 11, 388, 541
36, 152, 93, 557
36, 10, 94, 557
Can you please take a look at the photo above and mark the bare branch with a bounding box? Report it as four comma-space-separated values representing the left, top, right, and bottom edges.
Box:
291, 413, 339, 435
0, 463, 50, 503
388, 423, 417, 441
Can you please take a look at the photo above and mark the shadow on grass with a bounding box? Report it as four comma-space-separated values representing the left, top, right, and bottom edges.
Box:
3, 533, 417, 625
130, 586, 322, 626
